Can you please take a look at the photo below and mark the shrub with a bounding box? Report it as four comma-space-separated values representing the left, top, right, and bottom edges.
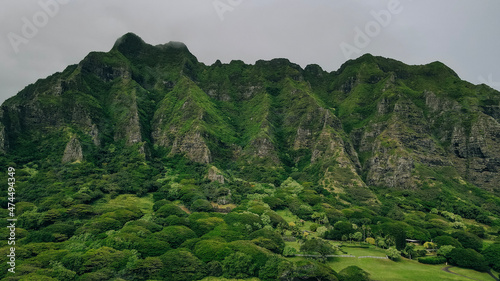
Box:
152, 199, 170, 212
386, 247, 401, 261
160, 249, 205, 281
130, 257, 163, 280
155, 225, 197, 248
283, 245, 298, 257
249, 229, 285, 254
451, 231, 482, 252
203, 223, 246, 242
125, 220, 162, 233
423, 242, 437, 249
224, 212, 262, 231
82, 247, 128, 273
293, 260, 338, 281
134, 239, 171, 257
259, 255, 292, 281
437, 245, 455, 257
164, 215, 189, 227
190, 216, 225, 236
44, 223, 76, 237
156, 204, 188, 218
205, 261, 223, 277
300, 238, 336, 259
324, 221, 354, 240
365, 237, 376, 245
25, 231, 55, 243
100, 208, 142, 224
263, 196, 286, 210
194, 239, 232, 262
222, 252, 255, 279
338, 265, 370, 281
310, 223, 319, 232
482, 243, 500, 272
418, 256, 447, 265
227, 240, 272, 269
448, 248, 488, 272
190, 199, 213, 212
433, 235, 462, 248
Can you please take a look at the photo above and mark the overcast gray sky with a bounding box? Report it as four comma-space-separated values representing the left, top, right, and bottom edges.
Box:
1, 0, 499, 104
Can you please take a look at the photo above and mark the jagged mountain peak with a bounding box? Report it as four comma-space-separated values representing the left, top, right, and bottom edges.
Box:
156, 41, 188, 50
112, 32, 146, 52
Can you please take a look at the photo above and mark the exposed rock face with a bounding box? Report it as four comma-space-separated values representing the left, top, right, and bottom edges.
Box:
366, 142, 416, 189
0, 122, 6, 153
293, 127, 312, 149
248, 137, 279, 162
62, 137, 83, 163
170, 131, 211, 164
89, 124, 100, 146
450, 113, 500, 191
207, 166, 225, 184
116, 102, 142, 146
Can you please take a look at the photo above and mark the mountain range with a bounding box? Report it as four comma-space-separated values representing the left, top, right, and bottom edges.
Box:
2, 32, 499, 199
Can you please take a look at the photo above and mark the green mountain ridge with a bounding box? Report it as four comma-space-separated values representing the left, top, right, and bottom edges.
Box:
2, 32, 499, 196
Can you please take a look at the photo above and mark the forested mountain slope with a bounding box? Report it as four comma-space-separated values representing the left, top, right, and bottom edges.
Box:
0, 33, 499, 281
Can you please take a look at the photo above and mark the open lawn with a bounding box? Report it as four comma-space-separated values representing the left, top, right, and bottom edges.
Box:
327, 257, 494, 281
287, 242, 495, 281
324, 246, 496, 281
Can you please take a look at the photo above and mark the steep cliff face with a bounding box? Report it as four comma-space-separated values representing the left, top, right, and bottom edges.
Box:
1, 33, 499, 199
62, 137, 84, 163
451, 113, 500, 192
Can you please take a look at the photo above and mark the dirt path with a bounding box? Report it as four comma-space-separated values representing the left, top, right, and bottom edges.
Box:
441, 266, 495, 281
487, 270, 499, 281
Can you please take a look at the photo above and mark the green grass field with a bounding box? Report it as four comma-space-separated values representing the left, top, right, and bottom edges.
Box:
285, 240, 495, 281
325, 246, 495, 281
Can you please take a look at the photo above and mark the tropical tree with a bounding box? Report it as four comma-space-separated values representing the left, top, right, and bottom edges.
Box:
338, 265, 370, 281
386, 247, 401, 261
402, 243, 417, 260
353, 232, 363, 245
437, 245, 455, 257
482, 243, 500, 272
222, 252, 256, 279
300, 238, 336, 260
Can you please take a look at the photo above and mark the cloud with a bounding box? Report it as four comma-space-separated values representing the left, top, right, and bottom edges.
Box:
1, 0, 499, 104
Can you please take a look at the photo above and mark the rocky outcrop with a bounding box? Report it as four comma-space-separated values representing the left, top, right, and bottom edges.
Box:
450, 113, 500, 192
249, 137, 278, 161
89, 124, 100, 146
62, 137, 83, 163
170, 131, 211, 164
0, 122, 6, 153
207, 166, 225, 184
